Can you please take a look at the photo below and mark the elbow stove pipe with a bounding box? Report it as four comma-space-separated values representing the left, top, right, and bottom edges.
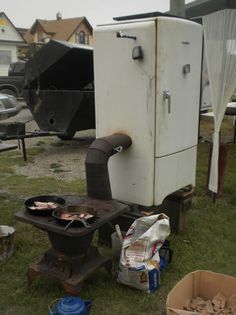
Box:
85, 134, 132, 200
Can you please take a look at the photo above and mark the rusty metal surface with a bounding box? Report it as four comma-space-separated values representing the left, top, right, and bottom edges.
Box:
27, 246, 111, 294
36, 246, 109, 280
15, 194, 129, 237
17, 194, 126, 292
86, 134, 132, 200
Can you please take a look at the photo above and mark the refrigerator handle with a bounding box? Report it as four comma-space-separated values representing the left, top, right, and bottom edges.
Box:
163, 89, 171, 114
116, 31, 137, 40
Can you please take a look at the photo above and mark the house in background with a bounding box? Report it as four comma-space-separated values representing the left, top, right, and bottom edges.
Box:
0, 12, 26, 75
24, 13, 93, 49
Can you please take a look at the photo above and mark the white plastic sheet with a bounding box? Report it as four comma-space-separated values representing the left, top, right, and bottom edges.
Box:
203, 9, 236, 193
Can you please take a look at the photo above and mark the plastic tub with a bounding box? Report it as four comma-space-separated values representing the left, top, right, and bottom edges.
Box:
0, 225, 15, 261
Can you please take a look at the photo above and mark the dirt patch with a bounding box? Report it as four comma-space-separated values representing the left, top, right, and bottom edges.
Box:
5, 107, 95, 181
14, 134, 95, 181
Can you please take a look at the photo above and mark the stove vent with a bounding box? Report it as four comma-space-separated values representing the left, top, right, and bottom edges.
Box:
85, 134, 132, 200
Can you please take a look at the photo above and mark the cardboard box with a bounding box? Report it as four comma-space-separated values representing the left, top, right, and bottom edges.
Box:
166, 270, 236, 315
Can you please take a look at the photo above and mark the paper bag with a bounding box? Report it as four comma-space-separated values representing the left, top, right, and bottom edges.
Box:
117, 213, 170, 293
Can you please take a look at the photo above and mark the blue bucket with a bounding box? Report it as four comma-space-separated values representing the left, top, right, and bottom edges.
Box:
48, 296, 92, 315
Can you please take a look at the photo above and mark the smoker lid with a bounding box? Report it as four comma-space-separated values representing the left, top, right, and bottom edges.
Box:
25, 40, 94, 90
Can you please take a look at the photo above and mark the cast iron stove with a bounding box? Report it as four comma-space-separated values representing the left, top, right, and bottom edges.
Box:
15, 194, 129, 294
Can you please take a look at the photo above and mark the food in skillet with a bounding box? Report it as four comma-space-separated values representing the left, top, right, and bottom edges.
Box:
28, 201, 59, 210
60, 212, 94, 220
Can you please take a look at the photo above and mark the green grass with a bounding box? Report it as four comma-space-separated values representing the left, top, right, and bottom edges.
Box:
0, 139, 235, 314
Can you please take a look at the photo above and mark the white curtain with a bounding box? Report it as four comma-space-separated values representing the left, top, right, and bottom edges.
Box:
203, 9, 236, 193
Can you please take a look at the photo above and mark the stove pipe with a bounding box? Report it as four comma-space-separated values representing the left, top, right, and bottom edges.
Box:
85, 134, 132, 200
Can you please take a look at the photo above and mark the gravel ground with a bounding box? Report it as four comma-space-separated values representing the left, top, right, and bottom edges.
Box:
4, 104, 95, 181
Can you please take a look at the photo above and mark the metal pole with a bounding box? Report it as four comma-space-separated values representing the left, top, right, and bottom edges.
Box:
170, 0, 186, 17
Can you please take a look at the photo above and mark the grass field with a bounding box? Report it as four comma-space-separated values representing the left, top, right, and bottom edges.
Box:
0, 121, 235, 315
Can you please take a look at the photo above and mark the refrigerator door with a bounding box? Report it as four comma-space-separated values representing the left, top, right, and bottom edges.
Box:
154, 146, 197, 204
155, 17, 202, 157
94, 21, 156, 206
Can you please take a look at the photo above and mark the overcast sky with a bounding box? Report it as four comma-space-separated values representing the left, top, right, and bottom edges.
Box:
1, 0, 195, 29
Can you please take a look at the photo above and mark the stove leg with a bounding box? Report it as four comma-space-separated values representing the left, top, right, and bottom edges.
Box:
104, 260, 112, 275
27, 264, 40, 287
62, 261, 112, 295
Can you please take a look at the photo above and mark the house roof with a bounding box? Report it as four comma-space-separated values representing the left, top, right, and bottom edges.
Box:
24, 16, 92, 43
0, 12, 26, 43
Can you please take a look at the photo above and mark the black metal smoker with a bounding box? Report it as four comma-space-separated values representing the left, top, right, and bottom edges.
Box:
24, 40, 95, 140
0, 40, 95, 160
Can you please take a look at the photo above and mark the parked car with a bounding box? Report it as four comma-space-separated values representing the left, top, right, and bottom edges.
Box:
0, 61, 25, 98
0, 93, 22, 120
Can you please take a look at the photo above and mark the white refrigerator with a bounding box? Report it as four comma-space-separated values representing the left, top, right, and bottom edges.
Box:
94, 16, 202, 206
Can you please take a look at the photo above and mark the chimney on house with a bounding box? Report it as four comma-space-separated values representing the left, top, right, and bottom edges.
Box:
56, 12, 62, 20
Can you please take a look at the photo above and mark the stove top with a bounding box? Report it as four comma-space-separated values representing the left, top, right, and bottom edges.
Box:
15, 194, 129, 237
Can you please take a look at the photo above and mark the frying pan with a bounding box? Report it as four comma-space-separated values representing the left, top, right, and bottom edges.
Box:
52, 205, 97, 228
25, 195, 65, 216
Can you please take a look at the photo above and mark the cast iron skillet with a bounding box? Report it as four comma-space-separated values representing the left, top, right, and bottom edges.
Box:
52, 205, 97, 228
25, 195, 65, 216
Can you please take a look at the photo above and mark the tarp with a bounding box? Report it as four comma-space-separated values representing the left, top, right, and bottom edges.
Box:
203, 9, 236, 193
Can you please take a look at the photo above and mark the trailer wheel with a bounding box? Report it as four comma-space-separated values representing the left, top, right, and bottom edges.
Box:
0, 88, 17, 98
57, 131, 76, 140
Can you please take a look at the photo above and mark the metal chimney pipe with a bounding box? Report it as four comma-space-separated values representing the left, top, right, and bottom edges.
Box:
85, 134, 132, 200
170, 0, 186, 17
